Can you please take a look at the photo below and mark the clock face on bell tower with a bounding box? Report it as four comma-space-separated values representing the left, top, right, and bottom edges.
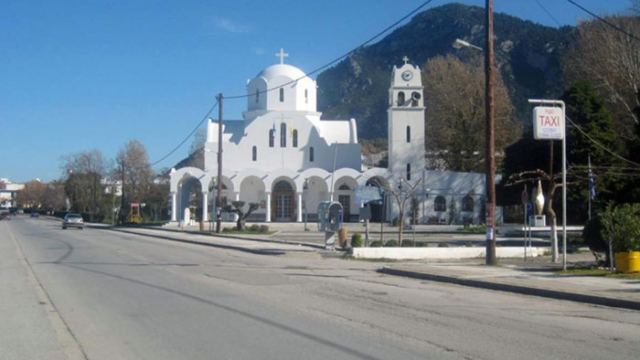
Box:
401, 70, 413, 81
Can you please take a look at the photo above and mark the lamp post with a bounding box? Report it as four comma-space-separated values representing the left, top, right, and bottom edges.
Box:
451, 0, 496, 265
303, 178, 309, 231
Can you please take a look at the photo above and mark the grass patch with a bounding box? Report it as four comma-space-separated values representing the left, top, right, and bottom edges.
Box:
557, 268, 640, 279
457, 224, 487, 234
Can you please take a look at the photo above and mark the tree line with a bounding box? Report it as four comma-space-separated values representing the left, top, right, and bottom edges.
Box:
18, 139, 169, 224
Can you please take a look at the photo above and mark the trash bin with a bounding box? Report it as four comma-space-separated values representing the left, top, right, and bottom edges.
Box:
338, 228, 348, 248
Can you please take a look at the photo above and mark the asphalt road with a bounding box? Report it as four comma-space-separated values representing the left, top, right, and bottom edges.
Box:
3, 216, 640, 360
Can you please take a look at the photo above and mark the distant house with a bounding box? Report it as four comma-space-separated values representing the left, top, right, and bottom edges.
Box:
0, 178, 25, 209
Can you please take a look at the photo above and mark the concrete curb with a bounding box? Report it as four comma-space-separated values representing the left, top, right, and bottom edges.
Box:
104, 227, 293, 256
118, 225, 327, 250
378, 267, 640, 311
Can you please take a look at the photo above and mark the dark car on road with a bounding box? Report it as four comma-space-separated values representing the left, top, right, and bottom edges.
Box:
62, 213, 84, 229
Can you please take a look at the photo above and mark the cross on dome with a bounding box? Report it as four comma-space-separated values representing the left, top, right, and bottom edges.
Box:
402, 56, 409, 65
275, 48, 289, 64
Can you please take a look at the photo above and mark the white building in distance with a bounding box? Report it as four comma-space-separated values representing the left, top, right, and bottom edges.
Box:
170, 51, 486, 225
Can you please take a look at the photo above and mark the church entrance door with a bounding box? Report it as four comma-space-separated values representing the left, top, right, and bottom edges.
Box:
273, 180, 295, 222
338, 195, 351, 222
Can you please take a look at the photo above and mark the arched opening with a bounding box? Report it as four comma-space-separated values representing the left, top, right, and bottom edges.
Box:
177, 176, 203, 224
292, 129, 298, 147
272, 179, 296, 222
252, 146, 257, 161
406, 163, 411, 181
255, 88, 260, 104
302, 176, 328, 222
406, 125, 411, 143
365, 176, 389, 222
434, 195, 447, 212
397, 91, 405, 106
269, 129, 275, 147
279, 88, 284, 102
335, 176, 358, 222
240, 176, 266, 222
309, 147, 314, 162
411, 91, 421, 107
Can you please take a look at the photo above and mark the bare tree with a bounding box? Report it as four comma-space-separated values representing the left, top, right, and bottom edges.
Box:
116, 140, 154, 222
16, 180, 46, 209
423, 55, 520, 171
564, 16, 640, 138
223, 201, 260, 231
370, 177, 423, 246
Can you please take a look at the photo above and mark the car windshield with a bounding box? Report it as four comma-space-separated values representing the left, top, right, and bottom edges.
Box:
66, 214, 82, 219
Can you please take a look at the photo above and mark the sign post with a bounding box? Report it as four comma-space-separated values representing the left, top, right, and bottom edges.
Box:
529, 99, 567, 271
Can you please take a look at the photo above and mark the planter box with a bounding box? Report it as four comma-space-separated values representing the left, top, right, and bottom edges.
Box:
615, 251, 640, 273
350, 247, 546, 260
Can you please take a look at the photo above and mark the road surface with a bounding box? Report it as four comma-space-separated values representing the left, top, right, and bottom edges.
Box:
2, 216, 639, 360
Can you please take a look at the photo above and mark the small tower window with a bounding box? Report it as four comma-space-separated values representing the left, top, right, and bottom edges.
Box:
435, 196, 446, 212
279, 88, 284, 102
309, 147, 314, 162
292, 129, 298, 147
280, 123, 286, 147
397, 91, 405, 106
252, 146, 257, 161
406, 163, 411, 181
269, 129, 275, 147
304, 89, 308, 104
411, 91, 421, 107
406, 126, 411, 143
255, 89, 260, 104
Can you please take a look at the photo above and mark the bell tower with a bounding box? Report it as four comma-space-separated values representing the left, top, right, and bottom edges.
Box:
387, 56, 426, 182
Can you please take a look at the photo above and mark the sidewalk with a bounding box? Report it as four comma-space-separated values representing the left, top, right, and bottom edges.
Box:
379, 258, 640, 311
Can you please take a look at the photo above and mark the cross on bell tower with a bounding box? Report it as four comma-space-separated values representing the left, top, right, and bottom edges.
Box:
402, 56, 409, 65
275, 48, 289, 64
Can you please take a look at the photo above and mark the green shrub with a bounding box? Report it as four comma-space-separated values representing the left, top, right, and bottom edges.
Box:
351, 233, 363, 248
437, 242, 449, 248
401, 241, 415, 247
248, 224, 260, 232
370, 240, 383, 247
259, 225, 269, 233
600, 203, 640, 252
384, 240, 399, 247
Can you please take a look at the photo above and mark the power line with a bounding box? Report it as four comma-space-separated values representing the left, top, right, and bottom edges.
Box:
150, 100, 218, 167
567, 115, 640, 168
566, 0, 640, 42
225, 0, 437, 100
534, 0, 562, 27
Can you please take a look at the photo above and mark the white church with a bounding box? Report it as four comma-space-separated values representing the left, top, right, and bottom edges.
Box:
169, 50, 486, 225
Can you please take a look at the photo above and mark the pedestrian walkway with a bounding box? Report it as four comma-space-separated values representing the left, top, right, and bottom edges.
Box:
379, 258, 640, 311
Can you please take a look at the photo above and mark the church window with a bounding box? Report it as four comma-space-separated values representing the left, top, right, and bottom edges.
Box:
434, 196, 446, 212
462, 195, 474, 212
397, 91, 405, 106
292, 129, 298, 147
252, 146, 257, 161
255, 89, 260, 104
280, 123, 287, 147
279, 88, 284, 102
309, 147, 314, 162
269, 129, 275, 147
304, 89, 308, 104
406, 126, 411, 143
406, 163, 411, 181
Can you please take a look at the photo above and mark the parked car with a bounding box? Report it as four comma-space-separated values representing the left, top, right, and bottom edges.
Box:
30, 212, 40, 218
62, 213, 84, 229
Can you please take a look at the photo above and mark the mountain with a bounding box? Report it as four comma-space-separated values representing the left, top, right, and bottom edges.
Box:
316, 3, 572, 139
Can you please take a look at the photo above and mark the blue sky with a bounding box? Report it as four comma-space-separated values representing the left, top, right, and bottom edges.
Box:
1, 0, 631, 182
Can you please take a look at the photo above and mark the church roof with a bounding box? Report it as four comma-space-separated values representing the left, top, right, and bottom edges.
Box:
256, 64, 307, 82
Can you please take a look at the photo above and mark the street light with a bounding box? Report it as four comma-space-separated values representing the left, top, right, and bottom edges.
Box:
452, 0, 497, 265
452, 38, 483, 51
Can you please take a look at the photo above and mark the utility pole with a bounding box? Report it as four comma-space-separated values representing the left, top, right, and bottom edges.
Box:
485, 0, 497, 265
216, 93, 224, 233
